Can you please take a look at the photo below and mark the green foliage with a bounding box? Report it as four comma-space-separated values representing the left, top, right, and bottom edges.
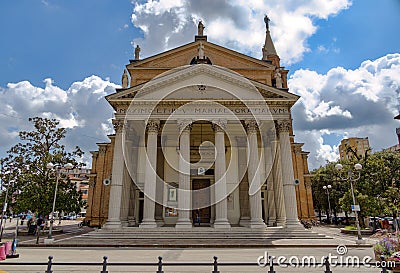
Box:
0, 117, 84, 216
312, 150, 400, 221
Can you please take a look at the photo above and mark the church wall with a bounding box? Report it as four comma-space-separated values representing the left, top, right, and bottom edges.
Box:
86, 139, 114, 227
291, 143, 314, 220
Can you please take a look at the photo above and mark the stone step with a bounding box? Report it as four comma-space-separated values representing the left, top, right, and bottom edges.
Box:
81, 228, 328, 240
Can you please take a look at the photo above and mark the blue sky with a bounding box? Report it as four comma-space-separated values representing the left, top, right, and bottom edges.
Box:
0, 0, 399, 168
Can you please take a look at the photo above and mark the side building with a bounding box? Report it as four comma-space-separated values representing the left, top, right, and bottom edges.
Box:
339, 137, 371, 160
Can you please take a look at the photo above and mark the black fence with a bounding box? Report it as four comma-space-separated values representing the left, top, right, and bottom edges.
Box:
0, 255, 396, 272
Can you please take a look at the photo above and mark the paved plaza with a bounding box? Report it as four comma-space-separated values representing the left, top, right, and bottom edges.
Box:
0, 246, 381, 273
0, 219, 387, 273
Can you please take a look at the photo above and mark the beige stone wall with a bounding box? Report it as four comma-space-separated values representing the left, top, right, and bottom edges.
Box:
86, 139, 114, 227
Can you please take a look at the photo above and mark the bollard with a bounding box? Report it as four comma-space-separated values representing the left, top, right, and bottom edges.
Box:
324, 256, 332, 273
268, 256, 276, 273
156, 256, 164, 273
45, 256, 53, 273
100, 256, 108, 273
212, 256, 220, 273
380, 255, 388, 273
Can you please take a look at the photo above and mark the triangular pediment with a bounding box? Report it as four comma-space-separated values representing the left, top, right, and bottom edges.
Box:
107, 64, 298, 109
127, 40, 276, 70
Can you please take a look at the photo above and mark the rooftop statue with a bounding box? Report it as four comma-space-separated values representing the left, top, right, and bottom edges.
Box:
135, 45, 141, 60
264, 14, 270, 31
198, 21, 205, 36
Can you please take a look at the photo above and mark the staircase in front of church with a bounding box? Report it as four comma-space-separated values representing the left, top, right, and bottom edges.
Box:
56, 226, 334, 247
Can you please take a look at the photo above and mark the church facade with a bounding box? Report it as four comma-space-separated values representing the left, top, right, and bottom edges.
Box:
86, 18, 314, 230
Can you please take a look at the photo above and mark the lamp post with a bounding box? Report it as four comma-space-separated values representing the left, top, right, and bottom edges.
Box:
45, 162, 73, 243
335, 163, 364, 244
323, 185, 332, 224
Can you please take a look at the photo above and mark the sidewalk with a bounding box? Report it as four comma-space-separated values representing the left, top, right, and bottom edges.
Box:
0, 246, 379, 272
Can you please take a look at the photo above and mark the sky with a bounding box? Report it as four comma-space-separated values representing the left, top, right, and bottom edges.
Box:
0, 0, 399, 169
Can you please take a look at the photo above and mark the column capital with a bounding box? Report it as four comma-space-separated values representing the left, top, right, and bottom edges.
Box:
212, 119, 227, 133
146, 120, 160, 134
177, 119, 193, 133
245, 120, 258, 134
275, 119, 291, 134
293, 145, 303, 154
113, 119, 126, 134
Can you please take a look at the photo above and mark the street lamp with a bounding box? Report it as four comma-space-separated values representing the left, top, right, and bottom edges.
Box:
45, 162, 73, 243
335, 163, 364, 244
323, 185, 332, 224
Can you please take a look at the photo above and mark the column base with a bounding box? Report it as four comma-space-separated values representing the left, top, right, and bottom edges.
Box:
267, 218, 277, 227
175, 219, 193, 229
250, 218, 266, 229
103, 220, 122, 229
285, 219, 304, 230
214, 219, 231, 229
139, 219, 157, 228
128, 217, 136, 227
155, 218, 165, 227
239, 217, 250, 228
276, 217, 286, 227
121, 220, 129, 227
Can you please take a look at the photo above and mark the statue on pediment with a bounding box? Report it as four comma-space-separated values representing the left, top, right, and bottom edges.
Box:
274, 68, 283, 88
198, 42, 205, 59
122, 70, 129, 88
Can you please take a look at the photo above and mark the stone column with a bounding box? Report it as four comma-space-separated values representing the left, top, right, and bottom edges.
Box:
212, 120, 231, 229
104, 119, 125, 229
128, 182, 136, 226
237, 136, 250, 227
263, 136, 276, 226
272, 139, 286, 226
127, 136, 140, 226
120, 166, 131, 227
245, 120, 265, 228
175, 120, 193, 229
276, 120, 302, 228
139, 120, 159, 228
294, 145, 305, 219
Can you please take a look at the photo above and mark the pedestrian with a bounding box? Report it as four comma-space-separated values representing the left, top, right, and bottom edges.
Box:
195, 209, 200, 226
37, 215, 44, 231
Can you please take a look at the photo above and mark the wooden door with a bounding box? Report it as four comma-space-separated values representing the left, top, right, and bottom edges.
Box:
192, 179, 211, 224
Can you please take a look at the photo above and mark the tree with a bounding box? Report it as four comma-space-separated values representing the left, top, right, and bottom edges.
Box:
0, 117, 84, 217
311, 162, 347, 224
312, 150, 400, 228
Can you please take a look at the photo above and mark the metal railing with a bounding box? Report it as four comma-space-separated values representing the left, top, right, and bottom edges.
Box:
0, 255, 395, 272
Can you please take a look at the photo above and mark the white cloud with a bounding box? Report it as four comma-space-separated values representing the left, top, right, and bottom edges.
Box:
130, 0, 351, 65
290, 53, 400, 169
0, 76, 118, 165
